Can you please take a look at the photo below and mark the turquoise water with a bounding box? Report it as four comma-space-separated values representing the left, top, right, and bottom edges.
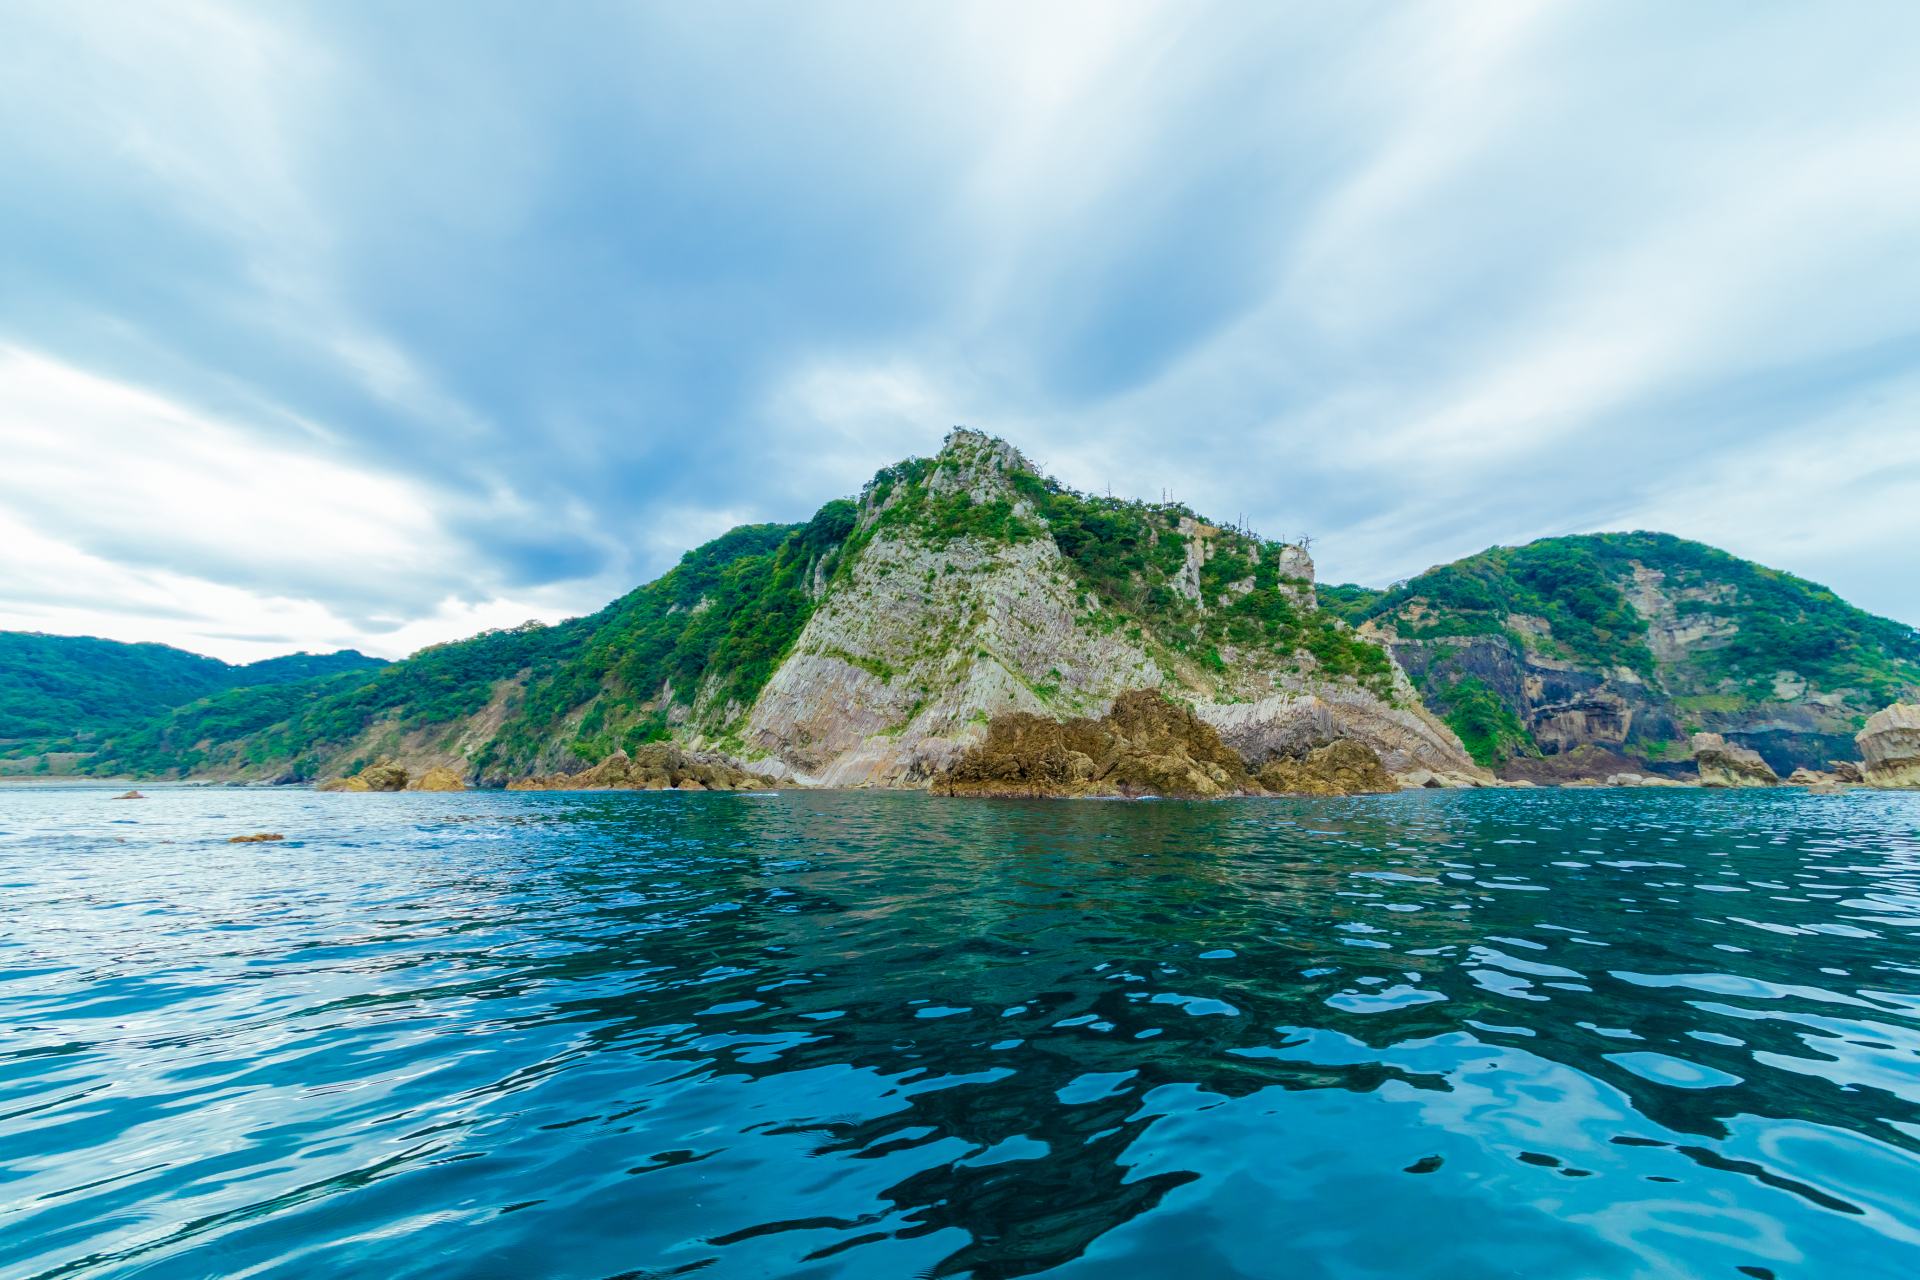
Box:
4, 788, 1920, 1278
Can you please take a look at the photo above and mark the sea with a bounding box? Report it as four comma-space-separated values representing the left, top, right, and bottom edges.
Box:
4, 785, 1919, 1278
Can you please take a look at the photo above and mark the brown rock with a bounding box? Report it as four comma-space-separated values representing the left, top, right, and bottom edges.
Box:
318, 760, 409, 792
409, 767, 466, 792
228, 832, 285, 843
1857, 703, 1920, 788
933, 688, 1254, 798
1690, 733, 1778, 788
508, 743, 761, 791
112, 790, 145, 800
1258, 740, 1394, 795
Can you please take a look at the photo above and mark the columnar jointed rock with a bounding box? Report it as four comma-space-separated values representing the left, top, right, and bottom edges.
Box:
1857, 703, 1920, 788
932, 689, 1254, 798
1689, 733, 1778, 788
506, 744, 763, 792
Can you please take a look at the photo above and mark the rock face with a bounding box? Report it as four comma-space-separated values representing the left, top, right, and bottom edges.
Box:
409, 767, 466, 792
317, 760, 409, 792
1857, 703, 1920, 788
739, 430, 1485, 789
1690, 733, 1779, 788
1363, 539, 1920, 782
932, 689, 1254, 799
1257, 740, 1395, 795
507, 744, 762, 792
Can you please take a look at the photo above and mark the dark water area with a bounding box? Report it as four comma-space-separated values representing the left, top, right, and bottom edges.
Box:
4, 787, 1920, 1279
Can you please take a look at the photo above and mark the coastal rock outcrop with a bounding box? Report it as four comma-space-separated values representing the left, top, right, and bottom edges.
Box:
506, 744, 762, 792
932, 689, 1253, 798
1256, 740, 1395, 795
317, 760, 409, 792
1690, 733, 1778, 788
1857, 703, 1920, 788
408, 767, 466, 792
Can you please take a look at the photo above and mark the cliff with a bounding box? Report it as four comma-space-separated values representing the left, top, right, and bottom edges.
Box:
1329, 534, 1920, 781
91, 430, 1482, 790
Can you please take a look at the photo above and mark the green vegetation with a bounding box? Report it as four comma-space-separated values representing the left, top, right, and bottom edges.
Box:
1364, 538, 1654, 674
1, 632, 384, 760
1426, 675, 1532, 768
95, 622, 572, 779
1315, 583, 1385, 626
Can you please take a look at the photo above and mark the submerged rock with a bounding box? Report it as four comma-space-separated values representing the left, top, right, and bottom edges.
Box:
933, 688, 1254, 799
507, 743, 761, 792
112, 790, 145, 800
1257, 740, 1395, 795
227, 832, 284, 843
1857, 703, 1920, 788
409, 767, 466, 792
1690, 733, 1778, 788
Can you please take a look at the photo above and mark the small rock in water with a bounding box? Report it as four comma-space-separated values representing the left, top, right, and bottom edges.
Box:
227, 832, 285, 843
112, 790, 145, 800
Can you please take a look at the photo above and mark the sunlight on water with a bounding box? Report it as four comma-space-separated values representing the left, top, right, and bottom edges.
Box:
3, 787, 1919, 1278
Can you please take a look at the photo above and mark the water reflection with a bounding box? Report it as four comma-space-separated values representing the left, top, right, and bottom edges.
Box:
2, 787, 1919, 1277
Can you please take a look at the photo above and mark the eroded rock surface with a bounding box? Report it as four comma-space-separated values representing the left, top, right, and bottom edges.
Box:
1256, 740, 1395, 795
1857, 703, 1920, 788
507, 744, 762, 792
409, 767, 466, 792
932, 689, 1253, 798
317, 761, 409, 792
1690, 733, 1779, 788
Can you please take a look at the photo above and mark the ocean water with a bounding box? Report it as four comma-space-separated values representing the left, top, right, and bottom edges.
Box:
4, 787, 1920, 1279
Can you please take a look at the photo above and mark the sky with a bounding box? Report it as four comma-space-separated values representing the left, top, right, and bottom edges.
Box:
2, 1, 1918, 663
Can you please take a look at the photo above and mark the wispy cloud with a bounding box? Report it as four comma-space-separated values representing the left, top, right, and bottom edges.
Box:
2, 0, 1917, 660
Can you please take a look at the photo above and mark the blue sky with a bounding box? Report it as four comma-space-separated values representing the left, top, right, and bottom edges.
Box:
2, 1, 1918, 662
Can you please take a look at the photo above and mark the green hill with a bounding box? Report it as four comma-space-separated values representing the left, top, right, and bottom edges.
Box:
1333, 532, 1920, 776
0, 633, 386, 769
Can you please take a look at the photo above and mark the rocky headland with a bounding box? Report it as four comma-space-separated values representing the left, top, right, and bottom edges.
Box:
67, 429, 1918, 796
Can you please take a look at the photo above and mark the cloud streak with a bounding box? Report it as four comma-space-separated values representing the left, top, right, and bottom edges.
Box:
2, 0, 1917, 660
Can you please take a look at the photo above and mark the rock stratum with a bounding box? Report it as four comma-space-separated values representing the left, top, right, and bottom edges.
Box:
78, 429, 1919, 791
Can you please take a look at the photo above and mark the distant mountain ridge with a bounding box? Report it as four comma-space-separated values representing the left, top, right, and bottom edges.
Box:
0, 633, 386, 770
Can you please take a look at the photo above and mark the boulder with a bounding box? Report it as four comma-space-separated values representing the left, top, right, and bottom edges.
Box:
112, 790, 145, 800
1857, 703, 1920, 789
507, 743, 761, 792
1258, 739, 1395, 796
1829, 760, 1865, 783
1690, 733, 1778, 788
228, 832, 284, 843
317, 760, 409, 792
933, 688, 1254, 798
409, 767, 466, 792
